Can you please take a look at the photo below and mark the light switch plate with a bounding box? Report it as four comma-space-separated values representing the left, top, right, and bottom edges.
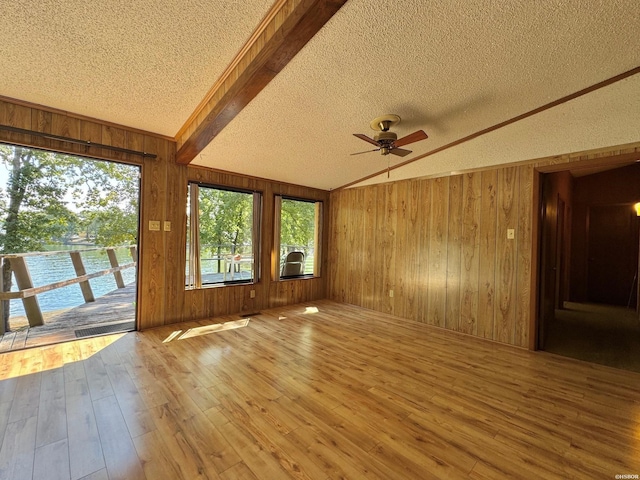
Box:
507, 228, 515, 239
163, 221, 171, 232
149, 220, 160, 231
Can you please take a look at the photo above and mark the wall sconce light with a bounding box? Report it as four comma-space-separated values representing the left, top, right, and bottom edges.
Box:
634, 202, 640, 217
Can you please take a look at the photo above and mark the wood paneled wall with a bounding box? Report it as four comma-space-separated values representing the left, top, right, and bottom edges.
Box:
2, 97, 638, 341
328, 167, 534, 348
329, 143, 640, 348
0, 98, 329, 331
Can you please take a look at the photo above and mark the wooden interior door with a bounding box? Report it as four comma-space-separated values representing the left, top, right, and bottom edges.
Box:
587, 205, 638, 306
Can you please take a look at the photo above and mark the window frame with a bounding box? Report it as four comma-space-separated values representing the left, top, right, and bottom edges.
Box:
273, 195, 323, 281
186, 182, 262, 289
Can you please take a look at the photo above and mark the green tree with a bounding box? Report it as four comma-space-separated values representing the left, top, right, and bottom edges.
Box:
281, 199, 315, 254
197, 187, 253, 257
0, 145, 139, 331
0, 146, 75, 330
73, 160, 139, 246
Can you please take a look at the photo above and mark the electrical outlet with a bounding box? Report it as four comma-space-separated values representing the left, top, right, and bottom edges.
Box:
149, 220, 160, 231
250, 290, 256, 298
507, 228, 515, 239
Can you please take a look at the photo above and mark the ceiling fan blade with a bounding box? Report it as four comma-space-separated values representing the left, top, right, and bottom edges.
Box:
394, 130, 428, 147
353, 133, 380, 146
390, 148, 412, 157
351, 148, 380, 156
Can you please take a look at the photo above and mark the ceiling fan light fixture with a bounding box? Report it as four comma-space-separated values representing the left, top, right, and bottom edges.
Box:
374, 131, 397, 143
352, 114, 428, 158
370, 114, 401, 132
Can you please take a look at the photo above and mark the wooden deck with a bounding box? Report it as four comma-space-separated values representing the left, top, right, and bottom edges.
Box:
0, 284, 136, 352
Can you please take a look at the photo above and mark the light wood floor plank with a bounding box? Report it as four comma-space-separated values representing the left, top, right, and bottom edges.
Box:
0, 416, 37, 480
93, 394, 145, 480
33, 438, 70, 480
181, 413, 241, 474
219, 461, 260, 480
8, 372, 41, 423
103, 361, 155, 439
215, 383, 327, 480
148, 402, 220, 480
66, 376, 105, 480
0, 299, 639, 479
133, 429, 186, 480
217, 420, 292, 480
83, 354, 114, 402
0, 401, 10, 449
0, 377, 17, 404
77, 468, 109, 480
36, 367, 66, 448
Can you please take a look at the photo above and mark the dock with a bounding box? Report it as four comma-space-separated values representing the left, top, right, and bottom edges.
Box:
0, 284, 136, 352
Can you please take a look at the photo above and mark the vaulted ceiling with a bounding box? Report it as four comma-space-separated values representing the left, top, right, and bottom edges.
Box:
2, 0, 639, 190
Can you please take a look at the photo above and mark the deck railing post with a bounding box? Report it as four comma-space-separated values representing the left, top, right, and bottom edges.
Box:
10, 257, 44, 327
129, 246, 138, 264
70, 251, 96, 303
107, 248, 126, 288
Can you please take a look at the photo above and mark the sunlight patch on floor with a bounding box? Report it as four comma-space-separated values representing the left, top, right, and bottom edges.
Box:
162, 318, 250, 343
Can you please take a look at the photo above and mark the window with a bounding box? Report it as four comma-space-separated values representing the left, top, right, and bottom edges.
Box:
186, 183, 261, 288
274, 196, 322, 279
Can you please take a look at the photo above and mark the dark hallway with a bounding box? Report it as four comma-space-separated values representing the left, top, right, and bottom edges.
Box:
539, 163, 640, 371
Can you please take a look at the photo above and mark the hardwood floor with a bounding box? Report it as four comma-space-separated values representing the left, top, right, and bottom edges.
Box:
0, 299, 639, 479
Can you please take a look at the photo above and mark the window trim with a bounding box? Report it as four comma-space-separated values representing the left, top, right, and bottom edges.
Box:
186, 182, 262, 289
273, 195, 323, 281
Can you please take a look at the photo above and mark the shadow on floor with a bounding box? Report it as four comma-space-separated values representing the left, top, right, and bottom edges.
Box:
544, 302, 640, 372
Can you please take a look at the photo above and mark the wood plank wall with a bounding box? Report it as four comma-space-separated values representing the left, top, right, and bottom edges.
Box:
328, 168, 533, 348
0, 98, 329, 331
328, 143, 640, 349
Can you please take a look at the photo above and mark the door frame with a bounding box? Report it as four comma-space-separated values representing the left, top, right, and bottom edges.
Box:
530, 152, 640, 350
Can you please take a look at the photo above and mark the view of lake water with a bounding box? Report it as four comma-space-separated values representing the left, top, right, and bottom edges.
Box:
8, 246, 137, 318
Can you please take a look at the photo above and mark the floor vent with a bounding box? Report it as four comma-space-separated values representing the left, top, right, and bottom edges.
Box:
75, 321, 136, 338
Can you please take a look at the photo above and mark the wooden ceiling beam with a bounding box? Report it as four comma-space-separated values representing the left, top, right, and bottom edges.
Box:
175, 0, 348, 165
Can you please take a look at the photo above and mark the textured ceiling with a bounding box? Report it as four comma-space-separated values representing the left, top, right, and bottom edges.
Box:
0, 0, 273, 135
1, 0, 639, 190
192, 0, 640, 189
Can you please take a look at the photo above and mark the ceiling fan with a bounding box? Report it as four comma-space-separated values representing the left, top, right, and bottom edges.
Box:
352, 114, 428, 157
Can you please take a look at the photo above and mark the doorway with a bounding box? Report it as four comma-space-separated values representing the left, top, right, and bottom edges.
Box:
537, 164, 640, 372
0, 144, 141, 351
